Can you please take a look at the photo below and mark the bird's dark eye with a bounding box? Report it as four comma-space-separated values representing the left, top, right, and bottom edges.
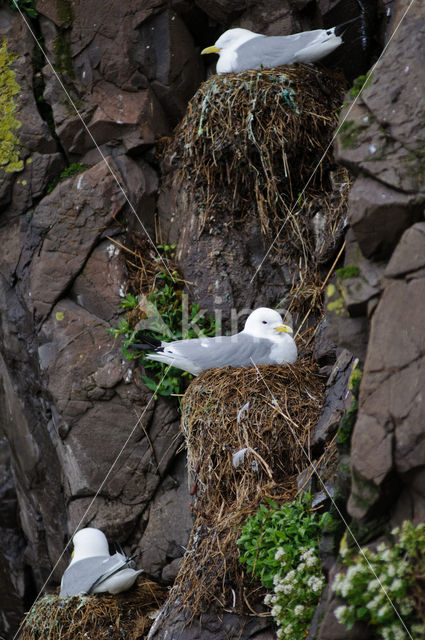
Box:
262, 320, 267, 324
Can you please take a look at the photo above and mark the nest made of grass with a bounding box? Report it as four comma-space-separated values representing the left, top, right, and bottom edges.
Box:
170, 361, 325, 616
21, 579, 167, 640
166, 64, 349, 270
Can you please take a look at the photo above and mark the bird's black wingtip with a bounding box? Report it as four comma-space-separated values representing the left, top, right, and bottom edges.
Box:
129, 334, 162, 351
333, 15, 363, 37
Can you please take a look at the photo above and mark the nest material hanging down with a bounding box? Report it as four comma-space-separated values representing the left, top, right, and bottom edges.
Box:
167, 64, 349, 266
21, 579, 166, 640
170, 361, 325, 615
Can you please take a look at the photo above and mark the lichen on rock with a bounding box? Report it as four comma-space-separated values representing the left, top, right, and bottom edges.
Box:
0, 41, 23, 173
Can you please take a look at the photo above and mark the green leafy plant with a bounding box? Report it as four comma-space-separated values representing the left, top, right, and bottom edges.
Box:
349, 72, 373, 99
238, 494, 333, 639
337, 362, 362, 449
0, 41, 23, 173
46, 162, 89, 193
110, 245, 216, 397
8, 0, 38, 19
333, 521, 425, 640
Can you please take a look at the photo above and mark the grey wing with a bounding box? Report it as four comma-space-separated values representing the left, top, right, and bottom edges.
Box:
60, 554, 128, 597
164, 334, 274, 370
60, 556, 110, 597
235, 31, 326, 69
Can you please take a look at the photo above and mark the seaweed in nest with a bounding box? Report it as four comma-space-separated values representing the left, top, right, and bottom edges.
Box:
168, 361, 326, 617
167, 64, 349, 272
21, 579, 166, 640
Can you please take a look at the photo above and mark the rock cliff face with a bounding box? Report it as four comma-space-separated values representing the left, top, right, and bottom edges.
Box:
0, 0, 424, 639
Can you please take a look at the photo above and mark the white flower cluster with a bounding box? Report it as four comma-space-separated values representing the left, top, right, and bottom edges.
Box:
307, 574, 324, 593
381, 623, 412, 640
274, 547, 286, 561
263, 547, 325, 640
300, 547, 319, 567
332, 523, 425, 640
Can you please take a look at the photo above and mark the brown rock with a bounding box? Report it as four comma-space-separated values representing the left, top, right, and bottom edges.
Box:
45, 77, 170, 158
336, 0, 425, 195
27, 160, 126, 319
39, 297, 181, 523
139, 454, 193, 582
70, 239, 127, 323
148, 602, 273, 640
348, 223, 425, 519
385, 222, 425, 278
35, 0, 73, 27
158, 175, 295, 325
312, 350, 355, 449
141, 11, 204, 125
194, 0, 247, 24
347, 176, 423, 260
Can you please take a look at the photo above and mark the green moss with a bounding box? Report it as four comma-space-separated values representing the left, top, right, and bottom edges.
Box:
46, 163, 89, 194
0, 41, 23, 173
336, 265, 360, 280
56, 0, 74, 25
337, 363, 362, 450
349, 72, 373, 99
402, 144, 425, 188
54, 32, 74, 77
349, 468, 381, 516
338, 120, 362, 150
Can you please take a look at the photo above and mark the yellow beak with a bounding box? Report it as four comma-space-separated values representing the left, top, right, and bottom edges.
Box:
275, 324, 293, 334
201, 45, 221, 55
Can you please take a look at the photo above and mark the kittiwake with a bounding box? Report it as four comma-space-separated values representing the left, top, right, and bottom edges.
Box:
132, 307, 297, 375
60, 527, 143, 597
201, 19, 358, 74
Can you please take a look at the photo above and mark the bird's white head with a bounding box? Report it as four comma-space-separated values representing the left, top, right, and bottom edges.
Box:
214, 28, 259, 51
70, 527, 110, 565
201, 28, 259, 58
243, 307, 293, 340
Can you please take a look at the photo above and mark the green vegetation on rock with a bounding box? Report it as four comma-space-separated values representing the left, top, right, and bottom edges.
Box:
54, 32, 74, 77
333, 521, 425, 640
110, 245, 216, 397
337, 362, 362, 449
238, 495, 335, 640
339, 120, 362, 150
349, 72, 373, 99
0, 41, 23, 173
7, 0, 37, 19
46, 163, 89, 193
336, 265, 360, 280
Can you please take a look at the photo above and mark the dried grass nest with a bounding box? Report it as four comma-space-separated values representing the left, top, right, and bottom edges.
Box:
21, 579, 166, 640
170, 361, 326, 615
166, 64, 349, 267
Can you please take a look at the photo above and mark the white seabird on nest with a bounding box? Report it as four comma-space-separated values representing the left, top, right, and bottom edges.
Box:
132, 307, 297, 376
60, 528, 142, 597
201, 19, 358, 74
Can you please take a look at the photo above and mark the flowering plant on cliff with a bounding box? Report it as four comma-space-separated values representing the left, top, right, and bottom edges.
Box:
237, 494, 333, 639
332, 521, 425, 640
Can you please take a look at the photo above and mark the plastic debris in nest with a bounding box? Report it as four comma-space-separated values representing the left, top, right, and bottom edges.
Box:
170, 361, 325, 616
166, 64, 349, 269
21, 579, 167, 640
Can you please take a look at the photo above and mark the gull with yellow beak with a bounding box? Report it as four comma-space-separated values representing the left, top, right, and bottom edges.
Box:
200, 21, 355, 74
132, 307, 297, 375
